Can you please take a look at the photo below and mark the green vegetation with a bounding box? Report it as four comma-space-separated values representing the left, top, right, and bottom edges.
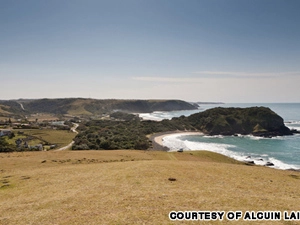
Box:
187, 106, 291, 136
109, 111, 139, 121
72, 116, 194, 150
1, 104, 291, 152
0, 129, 76, 152
0, 98, 197, 117
0, 137, 15, 152
72, 107, 292, 150
18, 129, 77, 148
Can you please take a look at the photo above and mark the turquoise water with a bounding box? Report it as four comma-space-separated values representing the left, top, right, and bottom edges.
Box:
140, 103, 300, 170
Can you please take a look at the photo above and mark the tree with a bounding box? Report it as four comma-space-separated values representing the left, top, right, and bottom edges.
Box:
9, 132, 15, 139
0, 137, 14, 152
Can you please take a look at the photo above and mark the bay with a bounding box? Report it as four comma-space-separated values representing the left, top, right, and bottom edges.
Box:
140, 103, 300, 170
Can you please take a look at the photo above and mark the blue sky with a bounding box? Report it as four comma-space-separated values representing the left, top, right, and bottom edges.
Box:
1, 0, 300, 102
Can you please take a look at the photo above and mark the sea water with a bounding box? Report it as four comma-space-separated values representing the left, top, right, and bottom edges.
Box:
139, 103, 300, 170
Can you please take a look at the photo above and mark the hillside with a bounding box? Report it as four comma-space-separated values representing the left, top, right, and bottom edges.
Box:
0, 98, 197, 117
0, 101, 25, 117
187, 106, 292, 136
1, 150, 299, 224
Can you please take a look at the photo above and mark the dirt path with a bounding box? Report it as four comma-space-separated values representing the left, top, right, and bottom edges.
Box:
55, 123, 78, 151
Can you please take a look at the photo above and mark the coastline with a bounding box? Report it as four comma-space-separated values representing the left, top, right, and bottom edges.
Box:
149, 131, 300, 171
149, 131, 203, 151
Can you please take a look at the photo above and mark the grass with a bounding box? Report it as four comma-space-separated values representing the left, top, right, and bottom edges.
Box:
0, 150, 299, 224
26, 113, 59, 122
0, 112, 59, 122
67, 99, 93, 115
0, 104, 11, 115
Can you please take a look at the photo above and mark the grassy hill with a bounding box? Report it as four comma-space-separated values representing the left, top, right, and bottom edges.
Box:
0, 101, 25, 118
0, 98, 197, 117
1, 150, 299, 224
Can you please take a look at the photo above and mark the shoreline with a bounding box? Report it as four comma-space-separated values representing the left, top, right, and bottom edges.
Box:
149, 131, 300, 172
149, 131, 203, 151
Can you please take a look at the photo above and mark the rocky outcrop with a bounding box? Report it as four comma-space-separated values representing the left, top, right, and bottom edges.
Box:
187, 107, 292, 137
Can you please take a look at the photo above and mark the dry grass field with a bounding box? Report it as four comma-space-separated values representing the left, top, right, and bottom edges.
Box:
0, 150, 300, 225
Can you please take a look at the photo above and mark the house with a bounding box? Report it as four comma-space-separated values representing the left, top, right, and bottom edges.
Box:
0, 129, 12, 137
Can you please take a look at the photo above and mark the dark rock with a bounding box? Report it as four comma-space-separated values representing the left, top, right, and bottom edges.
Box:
265, 162, 274, 167
291, 129, 300, 134
168, 178, 177, 181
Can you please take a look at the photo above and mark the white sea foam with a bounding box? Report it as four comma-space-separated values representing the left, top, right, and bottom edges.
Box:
203, 135, 224, 139
162, 134, 189, 150
142, 104, 300, 170
162, 134, 300, 170
139, 108, 206, 121
247, 135, 266, 140
285, 120, 300, 131
268, 157, 300, 170
139, 112, 168, 121
164, 134, 244, 160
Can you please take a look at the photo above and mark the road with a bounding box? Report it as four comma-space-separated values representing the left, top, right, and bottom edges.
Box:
55, 123, 79, 151
18, 102, 25, 110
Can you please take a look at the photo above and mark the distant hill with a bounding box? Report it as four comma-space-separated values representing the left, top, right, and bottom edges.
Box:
0, 98, 197, 116
0, 101, 25, 116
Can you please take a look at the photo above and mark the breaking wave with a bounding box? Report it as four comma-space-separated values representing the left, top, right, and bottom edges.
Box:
162, 134, 300, 171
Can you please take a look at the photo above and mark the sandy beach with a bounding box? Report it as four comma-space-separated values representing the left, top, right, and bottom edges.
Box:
150, 131, 203, 151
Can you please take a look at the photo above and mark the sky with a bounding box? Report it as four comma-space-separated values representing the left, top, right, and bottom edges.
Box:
1, 0, 300, 103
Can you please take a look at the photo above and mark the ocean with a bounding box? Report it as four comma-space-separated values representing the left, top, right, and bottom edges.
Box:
139, 103, 300, 170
